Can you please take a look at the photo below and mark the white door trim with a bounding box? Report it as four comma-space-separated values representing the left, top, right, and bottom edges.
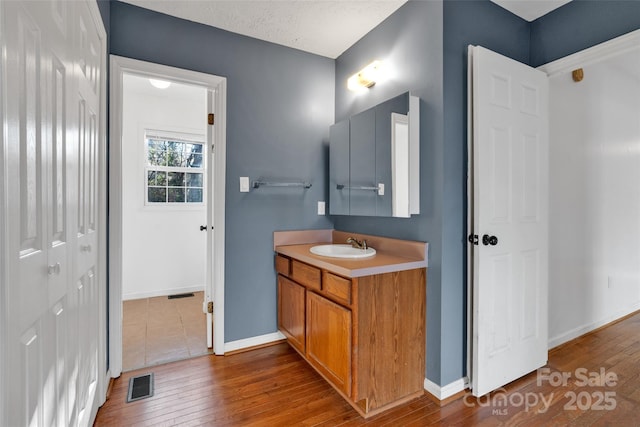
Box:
109, 56, 227, 377
90, 0, 109, 421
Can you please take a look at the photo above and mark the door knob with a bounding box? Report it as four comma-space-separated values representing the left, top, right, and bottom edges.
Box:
47, 263, 61, 275
200, 225, 213, 231
482, 234, 498, 246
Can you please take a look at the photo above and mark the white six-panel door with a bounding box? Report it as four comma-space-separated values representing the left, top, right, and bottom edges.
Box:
1, 1, 105, 425
469, 45, 549, 397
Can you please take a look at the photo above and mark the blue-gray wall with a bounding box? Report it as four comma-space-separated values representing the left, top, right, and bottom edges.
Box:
333, 0, 445, 384
530, 0, 640, 66
109, 1, 334, 342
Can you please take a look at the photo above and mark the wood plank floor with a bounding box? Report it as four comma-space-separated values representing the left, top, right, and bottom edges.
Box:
95, 311, 640, 426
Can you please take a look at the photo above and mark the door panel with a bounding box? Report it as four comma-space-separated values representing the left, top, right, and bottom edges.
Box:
16, 5, 47, 333
470, 45, 549, 397
47, 51, 69, 307
278, 276, 306, 353
306, 292, 352, 396
20, 325, 43, 427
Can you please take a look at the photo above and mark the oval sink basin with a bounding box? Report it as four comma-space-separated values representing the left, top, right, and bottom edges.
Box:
310, 244, 376, 259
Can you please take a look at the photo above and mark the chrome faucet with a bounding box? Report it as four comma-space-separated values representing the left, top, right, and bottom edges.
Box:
346, 237, 368, 250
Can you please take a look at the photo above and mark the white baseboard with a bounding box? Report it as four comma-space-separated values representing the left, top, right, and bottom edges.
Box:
548, 302, 640, 349
224, 331, 286, 353
122, 285, 204, 301
424, 376, 468, 400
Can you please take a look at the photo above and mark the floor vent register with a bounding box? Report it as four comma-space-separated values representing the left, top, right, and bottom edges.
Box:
167, 292, 195, 299
127, 373, 154, 403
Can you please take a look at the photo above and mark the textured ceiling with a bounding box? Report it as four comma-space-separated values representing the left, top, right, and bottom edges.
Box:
119, 0, 572, 58
119, 0, 408, 59
491, 0, 572, 21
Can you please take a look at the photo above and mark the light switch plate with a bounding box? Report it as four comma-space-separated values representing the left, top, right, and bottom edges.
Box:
317, 201, 325, 215
240, 177, 250, 192
377, 183, 385, 196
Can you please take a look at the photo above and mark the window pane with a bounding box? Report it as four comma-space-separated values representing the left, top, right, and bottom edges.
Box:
187, 188, 202, 203
148, 187, 166, 203
183, 143, 195, 154
166, 149, 183, 167
164, 141, 186, 166
187, 153, 203, 168
168, 172, 185, 187
168, 188, 185, 203
147, 170, 167, 186
147, 143, 166, 166
186, 173, 203, 188
185, 144, 203, 168
156, 171, 167, 186
147, 139, 166, 151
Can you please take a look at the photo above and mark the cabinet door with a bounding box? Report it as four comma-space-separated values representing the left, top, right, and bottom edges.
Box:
329, 120, 350, 215
306, 292, 352, 396
349, 108, 377, 216
278, 276, 306, 353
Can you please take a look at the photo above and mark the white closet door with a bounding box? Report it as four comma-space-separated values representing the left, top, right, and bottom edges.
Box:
470, 45, 549, 397
1, 1, 105, 425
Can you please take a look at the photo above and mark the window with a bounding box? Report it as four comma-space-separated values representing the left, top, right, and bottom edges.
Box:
145, 131, 205, 204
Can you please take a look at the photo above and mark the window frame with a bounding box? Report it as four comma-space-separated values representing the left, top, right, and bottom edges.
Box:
143, 129, 206, 207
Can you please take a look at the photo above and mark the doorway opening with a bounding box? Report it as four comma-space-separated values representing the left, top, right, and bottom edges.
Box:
120, 73, 209, 370
110, 56, 227, 378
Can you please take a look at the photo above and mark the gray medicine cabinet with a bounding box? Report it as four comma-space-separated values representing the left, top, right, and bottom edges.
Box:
329, 91, 419, 217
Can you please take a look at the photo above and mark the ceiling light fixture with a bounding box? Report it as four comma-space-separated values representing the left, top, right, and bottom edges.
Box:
347, 60, 383, 91
149, 78, 171, 89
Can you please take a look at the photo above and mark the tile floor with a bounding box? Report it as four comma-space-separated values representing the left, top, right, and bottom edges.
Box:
122, 291, 211, 372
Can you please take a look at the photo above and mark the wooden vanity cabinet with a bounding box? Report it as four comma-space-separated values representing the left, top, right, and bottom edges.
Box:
275, 253, 426, 418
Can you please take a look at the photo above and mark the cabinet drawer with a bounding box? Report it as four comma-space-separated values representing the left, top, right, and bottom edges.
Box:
323, 272, 351, 305
275, 254, 290, 276
291, 260, 321, 291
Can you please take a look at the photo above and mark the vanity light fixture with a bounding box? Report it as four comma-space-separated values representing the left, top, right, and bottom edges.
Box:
347, 60, 383, 91
149, 78, 171, 89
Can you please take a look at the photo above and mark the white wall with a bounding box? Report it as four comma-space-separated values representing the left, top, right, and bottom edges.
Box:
548, 47, 640, 347
122, 75, 207, 300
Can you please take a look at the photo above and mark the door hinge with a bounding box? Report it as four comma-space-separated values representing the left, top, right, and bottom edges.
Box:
468, 234, 479, 245
208, 113, 214, 125
207, 301, 213, 313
